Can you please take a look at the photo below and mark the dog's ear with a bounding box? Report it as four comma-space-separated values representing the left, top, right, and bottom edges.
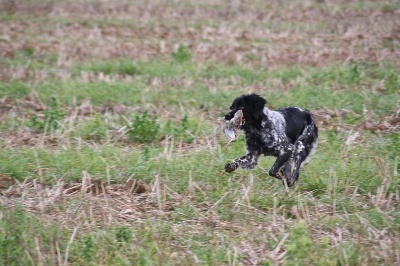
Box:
245, 94, 267, 120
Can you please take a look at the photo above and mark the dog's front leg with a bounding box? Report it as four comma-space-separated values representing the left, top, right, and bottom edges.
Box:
225, 151, 260, 173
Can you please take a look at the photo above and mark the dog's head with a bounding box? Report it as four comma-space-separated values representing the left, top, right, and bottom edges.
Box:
224, 94, 267, 126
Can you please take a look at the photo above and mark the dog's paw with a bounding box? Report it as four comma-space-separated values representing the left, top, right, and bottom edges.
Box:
225, 163, 238, 173
283, 178, 295, 187
268, 169, 277, 178
275, 169, 284, 180
285, 170, 300, 187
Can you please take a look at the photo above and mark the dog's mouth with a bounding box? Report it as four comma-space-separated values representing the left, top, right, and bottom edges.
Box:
224, 113, 234, 120
224, 109, 244, 125
224, 107, 240, 121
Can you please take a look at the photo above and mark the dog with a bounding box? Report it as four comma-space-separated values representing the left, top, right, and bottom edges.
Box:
223, 94, 318, 186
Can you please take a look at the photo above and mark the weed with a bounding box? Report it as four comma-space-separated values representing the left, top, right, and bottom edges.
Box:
171, 44, 192, 63
74, 113, 107, 142
163, 114, 194, 143
141, 146, 151, 162
18, 47, 35, 58
126, 111, 160, 143
30, 96, 66, 132
384, 72, 399, 94
114, 226, 133, 244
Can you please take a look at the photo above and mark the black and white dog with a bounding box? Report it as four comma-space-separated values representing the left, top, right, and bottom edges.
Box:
223, 94, 318, 186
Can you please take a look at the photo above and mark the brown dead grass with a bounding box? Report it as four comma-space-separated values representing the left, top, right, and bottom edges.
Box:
1, 174, 155, 228
1, 169, 399, 264
314, 108, 400, 134
0, 173, 288, 264
1, 0, 399, 76
0, 174, 323, 264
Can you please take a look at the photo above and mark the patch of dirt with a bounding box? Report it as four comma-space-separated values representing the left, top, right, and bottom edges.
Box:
0, 174, 15, 189
4, 129, 59, 147
0, 98, 14, 118
313, 108, 400, 134
1, 1, 399, 71
363, 115, 400, 133
0, 175, 160, 227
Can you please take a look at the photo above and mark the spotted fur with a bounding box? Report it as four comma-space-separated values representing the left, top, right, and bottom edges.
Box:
224, 94, 318, 186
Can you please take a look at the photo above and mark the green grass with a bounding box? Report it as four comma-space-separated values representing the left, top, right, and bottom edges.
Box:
3, 60, 398, 115
1, 61, 399, 264
1, 61, 400, 261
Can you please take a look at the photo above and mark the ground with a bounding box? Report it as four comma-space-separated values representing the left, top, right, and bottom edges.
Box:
0, 0, 399, 265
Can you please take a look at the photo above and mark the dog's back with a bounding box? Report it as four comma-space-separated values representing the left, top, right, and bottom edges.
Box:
277, 107, 315, 144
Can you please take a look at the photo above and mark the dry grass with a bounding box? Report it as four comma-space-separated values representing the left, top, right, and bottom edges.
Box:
1, 175, 155, 227
1, 0, 400, 79
2, 171, 399, 264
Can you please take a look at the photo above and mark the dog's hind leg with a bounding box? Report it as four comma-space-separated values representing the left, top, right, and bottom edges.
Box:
286, 125, 318, 185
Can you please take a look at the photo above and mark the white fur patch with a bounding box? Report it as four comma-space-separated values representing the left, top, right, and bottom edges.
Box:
261, 108, 288, 148
302, 141, 318, 166
262, 108, 285, 132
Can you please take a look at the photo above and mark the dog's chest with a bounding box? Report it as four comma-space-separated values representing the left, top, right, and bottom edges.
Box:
243, 127, 286, 153
260, 127, 288, 155
245, 114, 289, 155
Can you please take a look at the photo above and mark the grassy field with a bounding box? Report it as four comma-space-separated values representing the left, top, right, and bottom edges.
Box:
0, 0, 399, 265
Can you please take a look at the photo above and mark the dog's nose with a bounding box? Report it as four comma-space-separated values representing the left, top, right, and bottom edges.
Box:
224, 114, 232, 120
